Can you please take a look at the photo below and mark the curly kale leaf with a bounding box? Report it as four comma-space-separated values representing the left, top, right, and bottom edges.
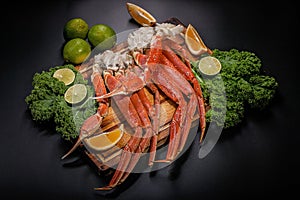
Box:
224, 101, 245, 129
248, 75, 278, 109
223, 76, 253, 103
205, 93, 227, 127
28, 98, 56, 121
213, 49, 262, 80
25, 70, 67, 122
53, 96, 78, 141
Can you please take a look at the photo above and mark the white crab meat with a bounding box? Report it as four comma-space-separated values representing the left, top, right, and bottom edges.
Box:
127, 23, 184, 50
94, 50, 133, 71
155, 23, 184, 37
127, 27, 155, 50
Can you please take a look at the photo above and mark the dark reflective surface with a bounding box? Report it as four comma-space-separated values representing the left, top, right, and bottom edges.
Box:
1, 0, 298, 199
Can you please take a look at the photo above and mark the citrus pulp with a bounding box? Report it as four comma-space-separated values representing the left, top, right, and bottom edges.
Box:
53, 68, 75, 85
64, 84, 87, 104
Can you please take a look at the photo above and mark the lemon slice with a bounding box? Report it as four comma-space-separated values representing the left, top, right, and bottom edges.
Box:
126, 2, 156, 27
53, 68, 75, 85
198, 56, 222, 76
185, 24, 210, 56
84, 124, 124, 151
64, 84, 87, 104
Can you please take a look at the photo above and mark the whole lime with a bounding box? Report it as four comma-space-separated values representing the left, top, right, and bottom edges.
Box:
63, 38, 91, 65
63, 18, 89, 40
88, 24, 116, 50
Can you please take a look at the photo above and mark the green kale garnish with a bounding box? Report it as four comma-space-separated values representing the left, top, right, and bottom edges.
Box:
192, 49, 278, 129
25, 64, 97, 141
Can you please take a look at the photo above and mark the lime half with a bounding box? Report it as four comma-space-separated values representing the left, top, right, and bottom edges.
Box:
64, 84, 87, 104
198, 56, 222, 76
53, 68, 75, 85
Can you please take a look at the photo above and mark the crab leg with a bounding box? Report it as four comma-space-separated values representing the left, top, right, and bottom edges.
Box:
96, 71, 142, 190
131, 65, 160, 166
119, 126, 154, 184
96, 71, 155, 190
61, 68, 108, 159
152, 62, 200, 161
118, 74, 156, 179
178, 93, 198, 152
163, 38, 198, 62
162, 44, 206, 142
98, 126, 143, 190
134, 37, 167, 165
149, 63, 195, 161
134, 36, 195, 161
144, 36, 166, 164
160, 53, 199, 153
127, 63, 192, 161
133, 86, 159, 166
164, 104, 182, 160
145, 84, 160, 166
149, 38, 200, 159
123, 72, 152, 128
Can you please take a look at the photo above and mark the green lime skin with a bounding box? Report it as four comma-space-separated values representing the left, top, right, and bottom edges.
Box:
63, 38, 91, 65
88, 24, 116, 50
63, 18, 89, 40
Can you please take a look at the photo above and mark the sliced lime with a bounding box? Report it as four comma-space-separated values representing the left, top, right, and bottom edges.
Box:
64, 84, 87, 104
198, 56, 222, 76
53, 68, 75, 85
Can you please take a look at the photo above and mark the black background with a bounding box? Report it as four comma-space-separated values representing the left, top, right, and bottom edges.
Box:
1, 0, 299, 199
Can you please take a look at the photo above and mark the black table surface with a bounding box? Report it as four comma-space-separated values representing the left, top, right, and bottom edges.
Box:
1, 0, 299, 199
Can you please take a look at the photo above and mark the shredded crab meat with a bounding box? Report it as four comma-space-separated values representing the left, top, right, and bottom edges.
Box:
127, 23, 184, 50
127, 27, 155, 50
155, 23, 184, 37
94, 50, 133, 71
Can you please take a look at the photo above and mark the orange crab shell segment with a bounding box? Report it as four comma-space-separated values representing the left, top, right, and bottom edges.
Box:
126, 2, 156, 27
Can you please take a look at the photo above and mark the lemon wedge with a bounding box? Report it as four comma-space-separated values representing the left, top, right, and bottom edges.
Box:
185, 24, 210, 56
53, 68, 75, 85
84, 124, 124, 151
64, 84, 87, 104
126, 2, 156, 27
198, 56, 222, 76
